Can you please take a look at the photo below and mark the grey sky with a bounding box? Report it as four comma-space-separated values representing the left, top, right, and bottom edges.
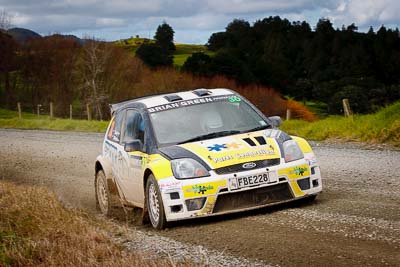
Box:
1, 0, 399, 44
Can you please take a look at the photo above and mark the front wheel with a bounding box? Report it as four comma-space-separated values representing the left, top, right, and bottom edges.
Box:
95, 170, 111, 216
146, 175, 166, 229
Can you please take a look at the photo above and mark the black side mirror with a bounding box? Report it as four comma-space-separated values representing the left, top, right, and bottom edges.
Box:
268, 116, 282, 127
124, 140, 143, 152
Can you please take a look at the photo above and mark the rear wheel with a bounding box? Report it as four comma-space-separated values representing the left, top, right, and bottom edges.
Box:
146, 175, 166, 229
95, 170, 111, 216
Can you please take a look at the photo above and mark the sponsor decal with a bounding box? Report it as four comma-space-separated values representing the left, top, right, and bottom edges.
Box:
292, 166, 307, 176
208, 144, 227, 152
228, 96, 241, 102
186, 184, 214, 195
208, 155, 234, 163
148, 95, 238, 113
208, 148, 276, 163
207, 142, 242, 152
236, 149, 275, 158
159, 181, 182, 190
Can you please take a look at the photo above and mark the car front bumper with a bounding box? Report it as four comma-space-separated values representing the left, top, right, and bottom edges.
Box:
157, 155, 322, 222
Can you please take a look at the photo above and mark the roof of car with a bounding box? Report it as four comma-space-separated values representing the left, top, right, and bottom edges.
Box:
110, 88, 235, 115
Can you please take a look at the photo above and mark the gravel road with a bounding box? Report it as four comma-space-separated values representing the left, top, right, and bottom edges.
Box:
1, 129, 399, 266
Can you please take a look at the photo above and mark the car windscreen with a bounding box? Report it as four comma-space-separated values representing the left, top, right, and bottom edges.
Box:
148, 95, 270, 146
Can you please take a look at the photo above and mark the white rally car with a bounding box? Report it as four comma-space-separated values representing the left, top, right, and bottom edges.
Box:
95, 88, 322, 229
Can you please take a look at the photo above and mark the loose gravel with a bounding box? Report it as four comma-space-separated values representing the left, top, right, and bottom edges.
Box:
1, 129, 399, 266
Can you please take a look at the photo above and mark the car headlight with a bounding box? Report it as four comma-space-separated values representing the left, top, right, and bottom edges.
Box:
171, 158, 210, 179
283, 140, 304, 162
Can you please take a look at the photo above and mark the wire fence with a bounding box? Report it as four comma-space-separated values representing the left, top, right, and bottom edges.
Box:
15, 102, 95, 120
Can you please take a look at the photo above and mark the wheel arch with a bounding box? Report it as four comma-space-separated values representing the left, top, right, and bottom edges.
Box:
95, 155, 119, 197
143, 168, 154, 194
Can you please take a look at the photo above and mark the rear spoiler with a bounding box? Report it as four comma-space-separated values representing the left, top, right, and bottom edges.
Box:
109, 99, 134, 116
109, 104, 117, 116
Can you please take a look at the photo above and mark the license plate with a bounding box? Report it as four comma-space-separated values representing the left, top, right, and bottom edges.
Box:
229, 171, 278, 190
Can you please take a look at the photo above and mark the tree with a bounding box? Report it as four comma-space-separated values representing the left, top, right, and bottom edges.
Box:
136, 22, 175, 68
19, 36, 81, 115
0, 30, 18, 107
182, 52, 212, 76
207, 32, 228, 51
154, 22, 175, 51
0, 9, 11, 31
78, 38, 112, 120
136, 43, 173, 68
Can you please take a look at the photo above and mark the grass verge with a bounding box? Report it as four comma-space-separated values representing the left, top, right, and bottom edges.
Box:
281, 102, 400, 146
0, 181, 186, 266
0, 109, 108, 132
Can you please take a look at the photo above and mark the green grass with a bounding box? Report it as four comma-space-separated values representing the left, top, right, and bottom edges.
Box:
174, 43, 213, 68
281, 102, 400, 146
4, 102, 399, 146
0, 109, 108, 132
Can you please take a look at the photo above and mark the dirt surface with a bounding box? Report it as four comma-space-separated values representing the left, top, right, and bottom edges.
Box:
1, 129, 399, 266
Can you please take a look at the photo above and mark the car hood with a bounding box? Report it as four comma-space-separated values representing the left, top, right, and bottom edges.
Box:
159, 129, 288, 170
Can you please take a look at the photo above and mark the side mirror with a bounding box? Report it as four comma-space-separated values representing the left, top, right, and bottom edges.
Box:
268, 116, 282, 127
124, 140, 143, 152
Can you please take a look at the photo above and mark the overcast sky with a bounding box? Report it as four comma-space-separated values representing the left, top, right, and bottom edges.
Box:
1, 0, 400, 44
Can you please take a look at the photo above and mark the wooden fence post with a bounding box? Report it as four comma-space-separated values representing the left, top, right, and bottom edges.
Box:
86, 104, 92, 121
286, 109, 291, 121
70, 105, 73, 120
17, 102, 22, 119
50, 102, 54, 119
342, 99, 352, 117
37, 104, 41, 116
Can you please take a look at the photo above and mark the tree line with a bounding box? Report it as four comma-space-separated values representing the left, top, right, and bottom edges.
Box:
2, 15, 399, 119
182, 17, 400, 114
0, 32, 146, 120
1, 26, 313, 121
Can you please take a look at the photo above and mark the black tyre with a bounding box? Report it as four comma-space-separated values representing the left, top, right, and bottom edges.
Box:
95, 170, 111, 216
146, 175, 167, 229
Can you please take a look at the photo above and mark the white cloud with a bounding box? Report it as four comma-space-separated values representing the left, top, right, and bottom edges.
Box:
322, 0, 400, 29
1, 0, 400, 42
96, 18, 125, 27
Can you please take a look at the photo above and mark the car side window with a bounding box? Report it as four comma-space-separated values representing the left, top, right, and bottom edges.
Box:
122, 109, 144, 144
107, 110, 124, 143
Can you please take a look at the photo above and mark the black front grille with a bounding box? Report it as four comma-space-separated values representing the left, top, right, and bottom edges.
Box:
297, 177, 310, 190
213, 183, 293, 213
214, 158, 280, 175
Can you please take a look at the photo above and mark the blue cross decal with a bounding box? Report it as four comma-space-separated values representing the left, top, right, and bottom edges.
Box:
207, 144, 227, 152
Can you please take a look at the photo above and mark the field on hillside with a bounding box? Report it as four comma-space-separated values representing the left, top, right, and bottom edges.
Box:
114, 37, 213, 67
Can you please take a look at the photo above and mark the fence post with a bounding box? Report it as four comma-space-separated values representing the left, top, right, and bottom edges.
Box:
342, 99, 352, 117
70, 104, 73, 120
37, 104, 41, 116
50, 102, 54, 119
17, 102, 22, 119
286, 109, 291, 121
86, 104, 92, 121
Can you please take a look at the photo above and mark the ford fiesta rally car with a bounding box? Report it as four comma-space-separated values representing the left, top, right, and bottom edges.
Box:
95, 88, 322, 229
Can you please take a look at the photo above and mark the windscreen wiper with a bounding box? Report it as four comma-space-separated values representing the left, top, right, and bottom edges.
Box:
178, 130, 241, 144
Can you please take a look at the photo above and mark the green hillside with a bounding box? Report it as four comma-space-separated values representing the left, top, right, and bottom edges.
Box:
114, 37, 213, 67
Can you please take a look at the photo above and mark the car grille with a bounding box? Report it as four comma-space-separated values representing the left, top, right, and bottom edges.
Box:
297, 177, 311, 190
214, 158, 280, 175
213, 183, 293, 213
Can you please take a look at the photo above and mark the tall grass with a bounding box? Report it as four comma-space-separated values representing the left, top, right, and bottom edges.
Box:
281, 102, 400, 146
0, 181, 188, 266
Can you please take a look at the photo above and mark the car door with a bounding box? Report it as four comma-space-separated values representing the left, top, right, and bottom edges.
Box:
115, 109, 146, 206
